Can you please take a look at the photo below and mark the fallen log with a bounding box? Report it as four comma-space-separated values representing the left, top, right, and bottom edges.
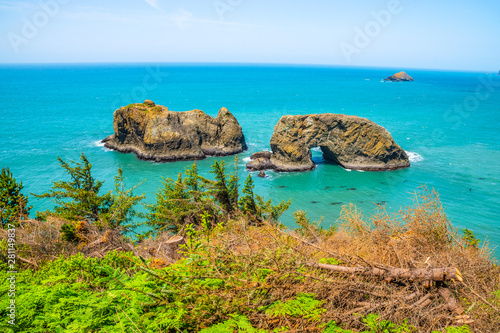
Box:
310, 262, 463, 283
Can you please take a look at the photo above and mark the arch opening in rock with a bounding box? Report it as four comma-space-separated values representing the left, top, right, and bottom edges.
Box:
247, 113, 410, 172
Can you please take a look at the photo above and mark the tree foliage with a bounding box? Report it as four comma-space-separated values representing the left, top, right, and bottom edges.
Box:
0, 167, 31, 227
145, 158, 291, 234
34, 153, 143, 230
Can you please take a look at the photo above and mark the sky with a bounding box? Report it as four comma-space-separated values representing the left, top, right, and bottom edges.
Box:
0, 0, 498, 71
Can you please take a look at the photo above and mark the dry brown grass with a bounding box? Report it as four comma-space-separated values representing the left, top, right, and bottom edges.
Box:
0, 216, 132, 268
159, 187, 499, 332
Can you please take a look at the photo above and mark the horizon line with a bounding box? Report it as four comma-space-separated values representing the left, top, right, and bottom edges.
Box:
0, 61, 495, 73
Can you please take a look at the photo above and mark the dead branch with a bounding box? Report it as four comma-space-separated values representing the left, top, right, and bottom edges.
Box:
410, 294, 432, 309
438, 288, 464, 316
311, 262, 463, 283
85, 238, 104, 249
17, 256, 38, 268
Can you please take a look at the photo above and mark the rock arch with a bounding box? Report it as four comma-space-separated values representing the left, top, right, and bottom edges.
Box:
247, 114, 410, 172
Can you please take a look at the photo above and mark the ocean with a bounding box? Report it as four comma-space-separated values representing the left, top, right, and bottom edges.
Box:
1, 63, 499, 255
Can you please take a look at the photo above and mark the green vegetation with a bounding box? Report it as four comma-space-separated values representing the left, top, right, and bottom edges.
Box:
33, 153, 144, 231
143, 160, 290, 235
0, 243, 426, 333
1, 154, 499, 332
0, 167, 31, 227
323, 314, 416, 333
462, 228, 480, 248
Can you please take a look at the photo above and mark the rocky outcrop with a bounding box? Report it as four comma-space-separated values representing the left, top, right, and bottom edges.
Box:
384, 71, 414, 82
102, 100, 247, 162
246, 114, 410, 172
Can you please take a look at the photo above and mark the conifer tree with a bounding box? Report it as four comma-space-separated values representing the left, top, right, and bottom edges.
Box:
256, 195, 291, 223
34, 153, 143, 230
227, 156, 240, 206
100, 167, 144, 230
145, 160, 292, 233
145, 173, 192, 233
210, 160, 233, 213
0, 167, 31, 227
238, 174, 258, 218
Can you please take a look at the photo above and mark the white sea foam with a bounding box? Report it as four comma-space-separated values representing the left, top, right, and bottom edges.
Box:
242, 157, 251, 163
94, 140, 105, 147
406, 151, 423, 162
345, 168, 352, 172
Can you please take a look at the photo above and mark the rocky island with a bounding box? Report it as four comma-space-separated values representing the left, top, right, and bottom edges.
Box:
102, 100, 247, 162
384, 71, 414, 82
247, 114, 410, 172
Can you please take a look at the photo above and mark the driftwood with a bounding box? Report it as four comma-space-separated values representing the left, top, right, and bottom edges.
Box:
311, 262, 463, 283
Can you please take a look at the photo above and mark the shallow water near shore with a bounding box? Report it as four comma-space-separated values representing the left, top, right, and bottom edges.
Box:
1, 63, 499, 256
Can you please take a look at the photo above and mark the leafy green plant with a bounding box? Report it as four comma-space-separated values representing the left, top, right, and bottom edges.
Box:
59, 222, 78, 242
462, 228, 480, 248
0, 251, 153, 333
199, 314, 266, 333
264, 293, 326, 322
319, 257, 341, 265
432, 325, 472, 333
361, 313, 415, 332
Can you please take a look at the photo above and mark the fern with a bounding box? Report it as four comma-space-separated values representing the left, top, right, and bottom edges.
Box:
200, 314, 266, 333
264, 293, 325, 322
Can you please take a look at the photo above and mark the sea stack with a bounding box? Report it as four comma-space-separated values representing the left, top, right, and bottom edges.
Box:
102, 100, 247, 162
384, 71, 414, 82
247, 114, 410, 172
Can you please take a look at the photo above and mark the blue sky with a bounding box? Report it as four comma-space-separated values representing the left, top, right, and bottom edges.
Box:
0, 0, 498, 70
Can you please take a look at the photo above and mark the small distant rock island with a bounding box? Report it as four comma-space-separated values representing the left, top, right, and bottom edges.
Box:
102, 100, 247, 162
384, 71, 414, 82
246, 114, 410, 172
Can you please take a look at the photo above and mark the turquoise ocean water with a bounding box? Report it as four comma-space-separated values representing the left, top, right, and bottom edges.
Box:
1, 64, 499, 255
